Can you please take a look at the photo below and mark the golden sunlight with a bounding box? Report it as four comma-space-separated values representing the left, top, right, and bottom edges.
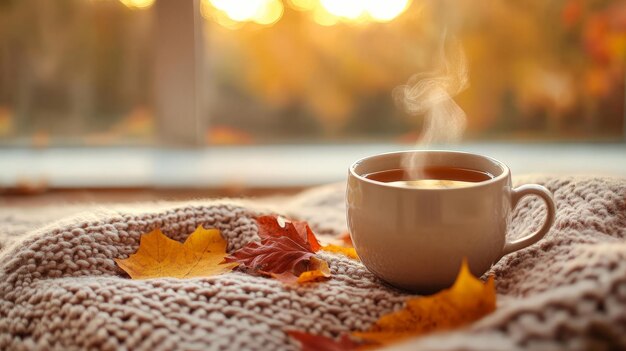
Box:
316, 0, 410, 23
253, 0, 284, 25
365, 0, 410, 22
289, 0, 316, 11
319, 0, 364, 20
210, 0, 263, 22
203, 0, 410, 28
206, 0, 283, 25
312, 6, 339, 26
119, 0, 155, 9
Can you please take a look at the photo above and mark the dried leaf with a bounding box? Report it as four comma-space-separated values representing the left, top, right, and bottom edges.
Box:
287, 331, 364, 351
115, 226, 237, 279
257, 215, 322, 252
321, 244, 359, 260
225, 215, 331, 283
271, 257, 331, 284
318, 231, 358, 260
297, 257, 331, 283
224, 235, 315, 274
353, 259, 496, 345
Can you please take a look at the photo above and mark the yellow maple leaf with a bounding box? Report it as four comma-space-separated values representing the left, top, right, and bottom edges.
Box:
321, 244, 359, 260
353, 259, 496, 345
115, 226, 238, 279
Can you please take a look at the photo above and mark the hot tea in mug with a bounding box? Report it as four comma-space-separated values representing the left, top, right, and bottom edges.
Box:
364, 166, 494, 189
346, 150, 556, 292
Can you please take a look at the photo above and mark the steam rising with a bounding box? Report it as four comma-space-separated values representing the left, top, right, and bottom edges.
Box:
395, 31, 469, 177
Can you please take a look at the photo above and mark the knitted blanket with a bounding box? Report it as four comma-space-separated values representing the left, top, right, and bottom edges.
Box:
0, 176, 624, 351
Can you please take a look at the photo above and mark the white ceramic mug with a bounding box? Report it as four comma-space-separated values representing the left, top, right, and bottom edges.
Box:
346, 150, 556, 292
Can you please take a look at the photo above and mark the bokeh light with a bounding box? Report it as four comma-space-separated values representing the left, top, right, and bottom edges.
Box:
313, 0, 411, 25
253, 0, 284, 25
202, 0, 411, 27
312, 6, 339, 26
365, 0, 410, 22
204, 0, 284, 27
319, 0, 364, 20
288, 0, 316, 11
210, 0, 264, 22
200, 0, 245, 30
119, 0, 155, 9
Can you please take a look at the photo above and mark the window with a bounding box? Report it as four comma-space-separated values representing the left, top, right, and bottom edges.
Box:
0, 0, 624, 188
200, 0, 626, 144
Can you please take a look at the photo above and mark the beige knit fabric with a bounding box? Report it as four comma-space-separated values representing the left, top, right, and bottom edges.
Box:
0, 176, 624, 351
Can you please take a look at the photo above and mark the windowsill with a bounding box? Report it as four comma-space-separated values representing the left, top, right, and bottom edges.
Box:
1, 143, 624, 189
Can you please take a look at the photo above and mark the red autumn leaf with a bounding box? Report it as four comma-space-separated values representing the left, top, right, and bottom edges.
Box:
224, 235, 315, 274
224, 215, 331, 283
257, 215, 322, 252
287, 331, 364, 351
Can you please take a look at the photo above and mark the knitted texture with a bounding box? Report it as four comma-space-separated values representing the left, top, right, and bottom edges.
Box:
0, 176, 624, 351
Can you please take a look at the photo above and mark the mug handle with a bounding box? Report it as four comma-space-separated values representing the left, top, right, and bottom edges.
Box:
500, 184, 556, 258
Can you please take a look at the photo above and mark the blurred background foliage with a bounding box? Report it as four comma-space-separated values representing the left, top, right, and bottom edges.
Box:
0, 0, 624, 146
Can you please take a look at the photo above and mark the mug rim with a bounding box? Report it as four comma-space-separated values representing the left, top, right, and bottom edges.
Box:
349, 149, 510, 191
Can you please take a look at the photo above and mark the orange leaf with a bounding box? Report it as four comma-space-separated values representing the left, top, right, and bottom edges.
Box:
257, 215, 322, 252
115, 226, 237, 279
321, 244, 359, 260
271, 257, 331, 284
353, 259, 496, 345
297, 257, 331, 283
287, 331, 364, 351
